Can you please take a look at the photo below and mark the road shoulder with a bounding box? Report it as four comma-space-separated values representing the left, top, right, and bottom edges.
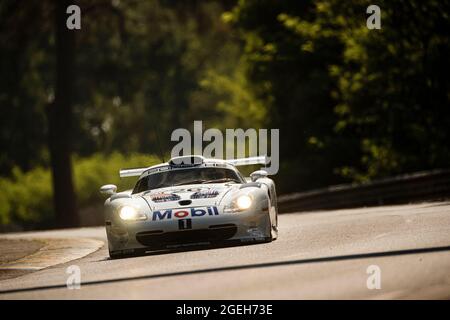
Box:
0, 237, 103, 281
0, 239, 46, 280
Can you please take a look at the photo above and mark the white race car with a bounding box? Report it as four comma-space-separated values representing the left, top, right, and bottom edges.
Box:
100, 155, 278, 259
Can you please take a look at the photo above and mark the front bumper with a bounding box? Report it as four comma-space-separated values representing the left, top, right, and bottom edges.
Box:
106, 208, 270, 253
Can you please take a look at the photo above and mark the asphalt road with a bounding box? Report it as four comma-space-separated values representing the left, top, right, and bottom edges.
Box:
0, 202, 449, 299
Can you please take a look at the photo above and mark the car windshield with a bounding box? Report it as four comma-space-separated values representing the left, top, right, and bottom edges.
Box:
132, 167, 244, 194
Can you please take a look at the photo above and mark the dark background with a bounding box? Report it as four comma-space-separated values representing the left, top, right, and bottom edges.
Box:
0, 0, 449, 229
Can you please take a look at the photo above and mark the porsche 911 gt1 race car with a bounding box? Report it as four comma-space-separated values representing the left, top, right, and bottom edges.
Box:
100, 155, 278, 259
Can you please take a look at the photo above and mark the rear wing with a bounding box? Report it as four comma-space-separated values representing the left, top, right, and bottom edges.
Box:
119, 168, 149, 178
119, 155, 268, 178
225, 155, 267, 167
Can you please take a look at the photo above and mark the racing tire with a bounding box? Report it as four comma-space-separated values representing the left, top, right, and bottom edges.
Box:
109, 250, 129, 259
271, 213, 278, 241
267, 211, 278, 242
109, 252, 124, 259
109, 249, 146, 259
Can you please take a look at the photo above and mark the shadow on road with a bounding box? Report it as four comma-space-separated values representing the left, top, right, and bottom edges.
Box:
96, 240, 268, 262
1, 244, 450, 295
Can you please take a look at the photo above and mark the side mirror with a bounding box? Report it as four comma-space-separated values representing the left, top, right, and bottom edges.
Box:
100, 184, 117, 196
250, 170, 268, 182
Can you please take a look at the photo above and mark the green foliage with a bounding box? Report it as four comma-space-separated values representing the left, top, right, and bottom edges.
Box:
0, 0, 245, 172
224, 0, 348, 191
225, 0, 450, 189
0, 153, 159, 226
0, 167, 54, 225
292, 0, 450, 181
199, 60, 269, 129
1, 0, 449, 227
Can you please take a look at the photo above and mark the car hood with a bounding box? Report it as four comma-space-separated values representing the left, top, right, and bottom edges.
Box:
136, 183, 241, 210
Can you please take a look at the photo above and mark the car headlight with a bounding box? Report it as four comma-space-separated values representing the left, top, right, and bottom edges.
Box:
236, 195, 252, 210
224, 194, 253, 213
119, 206, 147, 221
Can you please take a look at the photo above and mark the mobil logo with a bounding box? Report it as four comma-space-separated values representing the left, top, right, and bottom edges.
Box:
152, 206, 219, 221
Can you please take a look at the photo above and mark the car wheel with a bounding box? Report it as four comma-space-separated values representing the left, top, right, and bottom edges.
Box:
263, 212, 275, 242
109, 248, 147, 259
109, 250, 126, 259
272, 213, 278, 240
109, 250, 133, 259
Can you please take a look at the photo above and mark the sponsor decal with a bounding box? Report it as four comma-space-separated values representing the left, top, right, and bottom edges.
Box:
190, 189, 219, 199
152, 206, 219, 221
151, 192, 181, 202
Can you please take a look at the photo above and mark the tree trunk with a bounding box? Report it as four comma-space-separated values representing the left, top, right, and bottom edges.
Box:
48, 0, 79, 228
